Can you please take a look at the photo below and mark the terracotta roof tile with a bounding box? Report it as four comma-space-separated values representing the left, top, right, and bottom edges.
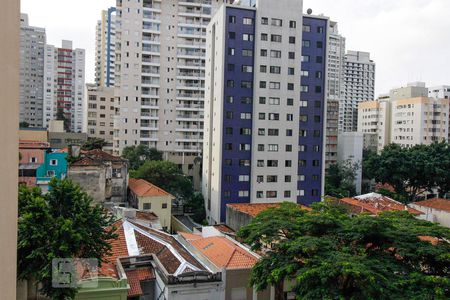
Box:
227, 203, 311, 217
412, 198, 450, 213
70, 157, 102, 167
125, 267, 155, 297
129, 178, 173, 197
19, 140, 50, 149
212, 224, 235, 235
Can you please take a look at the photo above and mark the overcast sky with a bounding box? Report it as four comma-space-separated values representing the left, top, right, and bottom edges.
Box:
21, 0, 450, 96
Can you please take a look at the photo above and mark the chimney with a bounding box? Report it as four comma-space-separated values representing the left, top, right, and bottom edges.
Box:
69, 145, 81, 158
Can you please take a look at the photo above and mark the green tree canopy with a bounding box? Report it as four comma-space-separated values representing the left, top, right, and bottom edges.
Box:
19, 121, 30, 128
325, 160, 359, 198
364, 142, 450, 202
18, 179, 117, 299
122, 144, 163, 169
82, 137, 108, 150
56, 107, 71, 132
238, 202, 450, 299
131, 160, 193, 200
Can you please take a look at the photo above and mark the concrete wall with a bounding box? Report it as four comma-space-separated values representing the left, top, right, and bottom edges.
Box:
225, 268, 270, 300
409, 204, 450, 228
48, 132, 88, 148
226, 207, 253, 232
0, 0, 19, 297
133, 194, 172, 231
19, 129, 48, 142
69, 166, 107, 203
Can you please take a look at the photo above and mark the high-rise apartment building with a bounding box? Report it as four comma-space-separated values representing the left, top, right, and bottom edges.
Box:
428, 85, 450, 100
340, 50, 375, 132
43, 40, 85, 132
113, 0, 232, 174
324, 20, 345, 169
85, 84, 116, 150
19, 13, 46, 127
95, 8, 116, 87
358, 82, 449, 151
203, 0, 327, 224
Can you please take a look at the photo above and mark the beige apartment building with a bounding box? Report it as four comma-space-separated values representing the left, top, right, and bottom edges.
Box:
358, 82, 449, 152
85, 84, 115, 150
0, 0, 19, 297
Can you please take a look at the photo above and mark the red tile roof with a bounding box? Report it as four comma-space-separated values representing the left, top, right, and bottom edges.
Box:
338, 193, 422, 215
227, 203, 311, 217
84, 149, 126, 162
212, 224, 235, 235
129, 178, 173, 198
412, 198, 450, 213
19, 140, 50, 149
125, 267, 155, 297
180, 232, 258, 269
70, 157, 103, 167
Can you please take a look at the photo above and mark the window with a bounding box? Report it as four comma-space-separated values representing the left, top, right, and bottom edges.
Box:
303, 25, 311, 32
270, 50, 281, 58
257, 176, 264, 183
316, 56, 323, 63
314, 115, 321, 123
143, 203, 151, 210
288, 68, 295, 75
268, 113, 279, 120
317, 26, 324, 33
50, 159, 58, 166
300, 85, 309, 92
259, 97, 266, 104
266, 191, 277, 198
299, 129, 307, 136
267, 160, 278, 167
259, 113, 266, 120
267, 175, 278, 182
299, 175, 305, 181
261, 33, 268, 41
285, 160, 292, 167
239, 159, 250, 166
286, 114, 293, 121
162, 203, 168, 209
242, 65, 253, 73
241, 81, 252, 88
256, 191, 263, 198
317, 41, 323, 48
224, 175, 232, 182
227, 80, 234, 87
225, 143, 233, 150
268, 144, 278, 152
269, 97, 280, 105
259, 81, 267, 88
243, 33, 254, 41
301, 70, 309, 77
289, 20, 296, 28
226, 127, 233, 135
284, 191, 291, 197
286, 129, 293, 136
258, 128, 265, 135
225, 159, 232, 166
270, 34, 281, 43
228, 48, 235, 55
312, 189, 319, 196
260, 49, 267, 56
240, 128, 251, 135
226, 111, 233, 119
226, 96, 234, 103
269, 82, 280, 90
288, 52, 295, 59
229, 16, 236, 23
285, 175, 292, 182
315, 86, 322, 93
289, 36, 296, 44
224, 191, 231, 199
239, 144, 251, 151
299, 190, 305, 196
47, 170, 55, 177
228, 32, 236, 39
312, 174, 319, 181
315, 71, 322, 78
261, 17, 268, 25
241, 97, 252, 104
302, 40, 310, 47
313, 130, 321, 137
287, 98, 294, 106
257, 160, 265, 167
242, 49, 253, 57
239, 190, 249, 197
257, 144, 264, 151
299, 160, 306, 166
239, 175, 250, 182
268, 129, 279, 136
243, 17, 253, 25
312, 160, 320, 167
299, 145, 307, 152
300, 100, 308, 107
228, 64, 235, 71
271, 18, 282, 26
313, 145, 320, 152
287, 83, 294, 90
286, 145, 292, 152
260, 65, 267, 73
270, 66, 281, 74
301, 55, 310, 62
240, 112, 251, 119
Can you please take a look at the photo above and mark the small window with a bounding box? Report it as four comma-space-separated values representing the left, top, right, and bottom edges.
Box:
303, 25, 311, 32
143, 203, 151, 210
50, 159, 58, 166
271, 18, 282, 27
261, 33, 268, 41
260, 65, 267, 73
289, 36, 296, 44
242, 49, 253, 57
284, 191, 291, 197
229, 16, 236, 23
226, 127, 233, 135
261, 17, 268, 25
288, 52, 295, 59
302, 40, 310, 47
47, 170, 55, 177
243, 33, 254, 41
266, 191, 277, 198
317, 41, 323, 48
243, 17, 253, 25
228, 48, 235, 55
289, 20, 296, 28
228, 32, 236, 39
270, 34, 282, 42
260, 49, 267, 57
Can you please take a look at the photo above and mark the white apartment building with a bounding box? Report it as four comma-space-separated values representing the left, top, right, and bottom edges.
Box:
113, 0, 231, 173
340, 50, 375, 133
85, 84, 115, 150
19, 14, 46, 127
95, 8, 116, 87
43, 40, 85, 133
429, 85, 450, 100
358, 83, 450, 152
325, 20, 345, 169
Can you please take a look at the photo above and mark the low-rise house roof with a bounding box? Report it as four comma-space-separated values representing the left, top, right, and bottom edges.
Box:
411, 198, 450, 213
128, 178, 174, 198
19, 140, 50, 149
338, 193, 422, 215
70, 149, 127, 167
227, 203, 311, 218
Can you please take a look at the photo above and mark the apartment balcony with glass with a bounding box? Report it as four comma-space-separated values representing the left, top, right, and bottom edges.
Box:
140, 119, 158, 130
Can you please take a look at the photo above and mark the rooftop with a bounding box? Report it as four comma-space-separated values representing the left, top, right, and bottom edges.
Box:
19, 140, 50, 149
227, 202, 311, 217
338, 193, 422, 215
70, 149, 127, 166
125, 267, 155, 297
412, 198, 450, 213
128, 178, 173, 198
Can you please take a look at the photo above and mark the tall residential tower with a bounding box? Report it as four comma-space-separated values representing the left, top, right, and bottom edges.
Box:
95, 8, 116, 87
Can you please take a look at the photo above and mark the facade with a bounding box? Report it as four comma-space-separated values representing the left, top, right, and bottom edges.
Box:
340, 50, 375, 132
48, 131, 88, 148
113, 0, 233, 174
428, 85, 450, 100
324, 20, 345, 170
43, 40, 86, 132
128, 178, 174, 231
85, 84, 115, 149
337, 132, 363, 194
95, 8, 116, 87
19, 14, 46, 127
203, 0, 327, 224
1, 1, 20, 294
358, 83, 450, 152
410, 198, 450, 228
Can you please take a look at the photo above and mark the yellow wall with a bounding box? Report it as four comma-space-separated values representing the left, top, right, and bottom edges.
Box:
138, 195, 173, 230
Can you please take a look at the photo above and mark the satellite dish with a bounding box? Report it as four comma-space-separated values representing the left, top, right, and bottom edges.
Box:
307, 8, 313, 15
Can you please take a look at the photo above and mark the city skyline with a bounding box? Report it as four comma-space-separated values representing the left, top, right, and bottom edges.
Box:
21, 0, 450, 97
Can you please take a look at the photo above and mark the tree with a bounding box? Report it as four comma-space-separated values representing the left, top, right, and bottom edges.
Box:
185, 192, 206, 224
19, 121, 30, 128
325, 160, 359, 198
56, 107, 70, 132
18, 179, 117, 299
122, 144, 163, 169
363, 142, 450, 202
82, 137, 108, 150
132, 160, 193, 200
238, 202, 450, 299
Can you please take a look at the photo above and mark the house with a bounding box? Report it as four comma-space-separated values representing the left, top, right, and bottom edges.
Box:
35, 149, 68, 192
128, 178, 174, 231
410, 198, 450, 228
226, 203, 311, 232
179, 228, 271, 300
337, 192, 423, 216
76, 219, 224, 300
68, 149, 128, 205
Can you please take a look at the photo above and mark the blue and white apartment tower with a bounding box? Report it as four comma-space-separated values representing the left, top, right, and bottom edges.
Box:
203, 0, 328, 224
